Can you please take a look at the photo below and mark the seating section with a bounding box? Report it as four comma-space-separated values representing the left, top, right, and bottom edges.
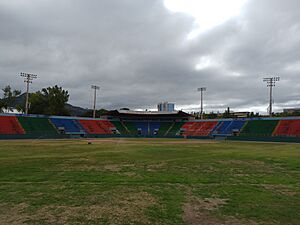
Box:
101, 120, 116, 133
274, 120, 300, 137
111, 121, 129, 134
212, 121, 232, 134
134, 122, 148, 135
166, 122, 185, 136
78, 120, 115, 134
182, 122, 199, 136
110, 121, 169, 135
212, 120, 246, 135
17, 117, 58, 134
240, 120, 278, 137
225, 120, 246, 135
149, 122, 161, 135
182, 121, 218, 136
157, 122, 173, 136
0, 116, 25, 134
123, 122, 138, 135
133, 122, 161, 135
1, 114, 300, 139
51, 118, 83, 133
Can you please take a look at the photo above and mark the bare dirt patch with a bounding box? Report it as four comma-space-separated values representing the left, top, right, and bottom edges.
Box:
0, 191, 157, 225
57, 160, 136, 172
147, 162, 168, 171
200, 198, 228, 211
123, 171, 140, 178
218, 160, 265, 166
0, 203, 29, 225
182, 196, 258, 225
262, 184, 298, 196
32, 191, 156, 225
104, 164, 122, 172
218, 160, 274, 172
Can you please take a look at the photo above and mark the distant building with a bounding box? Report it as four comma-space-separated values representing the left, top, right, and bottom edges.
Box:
157, 102, 175, 112
230, 112, 250, 118
283, 108, 300, 114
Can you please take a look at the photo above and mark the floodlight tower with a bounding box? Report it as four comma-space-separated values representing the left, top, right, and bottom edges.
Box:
20, 72, 37, 114
91, 85, 100, 118
263, 76, 280, 117
197, 87, 206, 119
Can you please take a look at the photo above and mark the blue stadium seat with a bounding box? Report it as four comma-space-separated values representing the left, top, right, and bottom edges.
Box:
149, 122, 161, 135
212, 121, 232, 134
212, 120, 246, 135
50, 118, 83, 133
134, 122, 162, 135
134, 122, 148, 135
224, 120, 246, 135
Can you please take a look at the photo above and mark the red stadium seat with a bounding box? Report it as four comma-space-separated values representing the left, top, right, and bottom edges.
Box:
0, 116, 25, 134
78, 120, 116, 134
182, 121, 218, 136
274, 120, 300, 137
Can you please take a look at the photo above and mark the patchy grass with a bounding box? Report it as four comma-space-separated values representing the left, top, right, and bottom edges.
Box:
0, 138, 299, 224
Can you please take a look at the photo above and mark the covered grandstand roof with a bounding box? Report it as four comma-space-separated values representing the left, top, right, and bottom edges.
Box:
104, 110, 192, 121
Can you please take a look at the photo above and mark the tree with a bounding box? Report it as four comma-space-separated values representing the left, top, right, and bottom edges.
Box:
81, 109, 108, 118
205, 111, 218, 119
29, 85, 70, 116
0, 85, 21, 113
222, 107, 231, 118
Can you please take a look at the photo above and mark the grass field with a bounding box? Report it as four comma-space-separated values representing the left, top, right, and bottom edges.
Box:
0, 138, 299, 225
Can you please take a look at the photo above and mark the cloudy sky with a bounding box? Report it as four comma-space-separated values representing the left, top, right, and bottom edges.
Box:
0, 0, 300, 114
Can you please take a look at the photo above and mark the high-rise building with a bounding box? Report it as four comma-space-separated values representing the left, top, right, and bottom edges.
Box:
157, 102, 175, 112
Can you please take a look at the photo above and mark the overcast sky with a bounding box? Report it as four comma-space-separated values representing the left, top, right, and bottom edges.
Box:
0, 0, 299, 114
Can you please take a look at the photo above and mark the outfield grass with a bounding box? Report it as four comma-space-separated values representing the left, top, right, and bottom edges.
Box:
0, 138, 299, 225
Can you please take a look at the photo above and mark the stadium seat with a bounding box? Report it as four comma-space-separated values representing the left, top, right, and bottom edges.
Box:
111, 121, 129, 134
134, 122, 149, 135
122, 122, 138, 135
212, 121, 232, 134
149, 122, 161, 135
166, 122, 185, 136
17, 117, 58, 134
50, 118, 84, 133
182, 121, 218, 136
157, 122, 173, 136
218, 120, 246, 135
274, 120, 300, 137
78, 119, 115, 134
240, 120, 278, 137
0, 116, 25, 134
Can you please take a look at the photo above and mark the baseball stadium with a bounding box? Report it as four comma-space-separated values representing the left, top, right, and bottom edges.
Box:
0, 109, 299, 224
1, 0, 300, 224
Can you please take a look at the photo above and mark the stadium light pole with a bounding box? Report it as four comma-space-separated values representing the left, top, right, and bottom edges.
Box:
20, 72, 37, 114
197, 87, 206, 119
91, 85, 100, 118
263, 76, 280, 117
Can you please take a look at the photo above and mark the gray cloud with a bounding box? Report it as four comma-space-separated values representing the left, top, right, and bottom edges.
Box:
0, 0, 299, 114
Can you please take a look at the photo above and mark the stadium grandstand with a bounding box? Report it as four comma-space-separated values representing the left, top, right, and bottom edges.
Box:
103, 109, 192, 121
0, 112, 300, 142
